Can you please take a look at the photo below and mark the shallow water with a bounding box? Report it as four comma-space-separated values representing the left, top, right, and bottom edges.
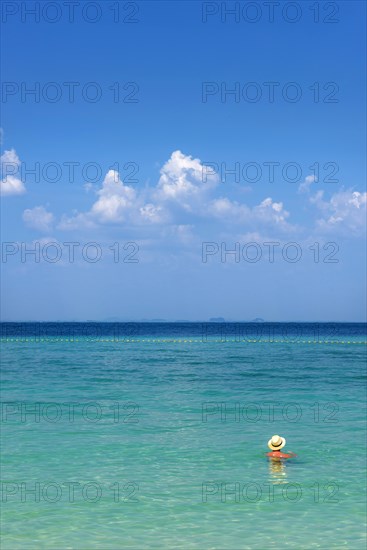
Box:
1, 323, 366, 549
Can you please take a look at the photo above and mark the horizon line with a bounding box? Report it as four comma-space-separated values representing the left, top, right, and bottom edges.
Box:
1, 320, 366, 324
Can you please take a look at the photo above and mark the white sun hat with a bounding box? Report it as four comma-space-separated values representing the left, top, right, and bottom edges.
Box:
268, 434, 286, 450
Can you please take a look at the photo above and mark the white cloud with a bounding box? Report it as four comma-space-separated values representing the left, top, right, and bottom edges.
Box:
90, 169, 137, 223
298, 174, 317, 193
22, 206, 54, 232
1, 149, 26, 196
57, 212, 97, 231
58, 152, 216, 229
310, 190, 325, 209
155, 150, 218, 211
208, 197, 249, 219
58, 169, 165, 229
139, 203, 166, 224
312, 189, 367, 235
27, 150, 298, 238
254, 197, 290, 225
207, 196, 291, 229
54, 151, 296, 236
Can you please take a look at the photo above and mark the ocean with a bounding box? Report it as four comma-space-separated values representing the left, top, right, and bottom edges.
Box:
1, 322, 366, 549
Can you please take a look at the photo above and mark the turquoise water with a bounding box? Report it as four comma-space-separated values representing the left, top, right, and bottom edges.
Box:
1, 323, 366, 549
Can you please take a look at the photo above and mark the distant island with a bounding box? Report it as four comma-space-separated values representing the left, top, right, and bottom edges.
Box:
98, 317, 268, 323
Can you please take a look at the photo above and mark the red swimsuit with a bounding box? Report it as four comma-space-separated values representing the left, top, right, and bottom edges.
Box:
266, 451, 297, 459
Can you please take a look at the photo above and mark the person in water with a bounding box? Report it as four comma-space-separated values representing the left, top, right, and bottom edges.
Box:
266, 435, 297, 459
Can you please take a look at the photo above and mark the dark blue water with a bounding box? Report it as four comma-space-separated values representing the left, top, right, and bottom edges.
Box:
1, 321, 366, 341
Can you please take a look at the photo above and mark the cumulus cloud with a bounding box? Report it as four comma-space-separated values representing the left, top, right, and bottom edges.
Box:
207, 196, 291, 230
22, 206, 54, 232
1, 149, 26, 196
298, 174, 317, 193
28, 150, 296, 237
57, 212, 97, 231
59, 170, 140, 229
207, 197, 249, 220
254, 197, 290, 225
90, 169, 137, 223
155, 150, 218, 211
312, 189, 367, 235
139, 203, 166, 224
57, 151, 218, 229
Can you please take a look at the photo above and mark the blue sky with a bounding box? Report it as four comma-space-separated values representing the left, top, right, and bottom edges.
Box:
1, 0, 366, 321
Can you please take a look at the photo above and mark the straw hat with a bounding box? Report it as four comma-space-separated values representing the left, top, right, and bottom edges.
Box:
268, 434, 286, 451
